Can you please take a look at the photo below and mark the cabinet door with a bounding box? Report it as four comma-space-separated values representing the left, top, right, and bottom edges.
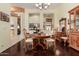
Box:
69, 34, 71, 46
75, 36, 79, 49
70, 35, 76, 47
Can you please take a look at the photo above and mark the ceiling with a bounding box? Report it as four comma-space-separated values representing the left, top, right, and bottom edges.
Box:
11, 3, 61, 9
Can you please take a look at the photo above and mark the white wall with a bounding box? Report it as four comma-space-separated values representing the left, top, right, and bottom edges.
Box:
0, 21, 10, 53
0, 4, 25, 53
0, 3, 10, 14
58, 3, 79, 18
55, 3, 79, 30
0, 3, 11, 53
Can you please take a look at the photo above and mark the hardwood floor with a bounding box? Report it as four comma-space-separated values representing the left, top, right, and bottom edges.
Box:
56, 40, 79, 56
16, 40, 79, 56
1, 39, 79, 56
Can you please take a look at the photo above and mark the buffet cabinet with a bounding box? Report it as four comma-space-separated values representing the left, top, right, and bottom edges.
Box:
55, 32, 66, 41
55, 18, 66, 42
69, 32, 79, 51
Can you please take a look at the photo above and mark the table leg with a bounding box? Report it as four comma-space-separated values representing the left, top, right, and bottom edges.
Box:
53, 40, 56, 54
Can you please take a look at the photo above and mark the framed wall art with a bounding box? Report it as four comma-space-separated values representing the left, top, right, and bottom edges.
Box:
0, 11, 9, 22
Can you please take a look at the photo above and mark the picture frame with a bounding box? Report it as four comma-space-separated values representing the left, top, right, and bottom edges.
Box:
0, 11, 9, 22
0, 12, 2, 20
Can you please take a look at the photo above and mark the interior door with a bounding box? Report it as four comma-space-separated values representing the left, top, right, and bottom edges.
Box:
10, 16, 18, 45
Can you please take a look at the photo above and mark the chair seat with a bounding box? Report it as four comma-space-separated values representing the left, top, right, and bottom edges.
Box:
61, 37, 68, 40
46, 38, 55, 49
25, 38, 33, 51
25, 38, 33, 42
61, 37, 68, 46
46, 38, 55, 42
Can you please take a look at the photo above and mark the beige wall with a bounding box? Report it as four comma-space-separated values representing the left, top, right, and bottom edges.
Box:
0, 4, 24, 53
0, 3, 10, 14
0, 21, 10, 53
55, 3, 79, 30
58, 3, 79, 18
0, 4, 11, 53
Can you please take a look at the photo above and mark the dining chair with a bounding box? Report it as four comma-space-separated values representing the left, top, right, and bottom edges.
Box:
46, 38, 56, 51
23, 28, 33, 52
25, 38, 33, 51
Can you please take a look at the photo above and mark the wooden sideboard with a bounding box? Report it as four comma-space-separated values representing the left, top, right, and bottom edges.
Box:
69, 32, 79, 51
55, 18, 67, 42
55, 32, 66, 41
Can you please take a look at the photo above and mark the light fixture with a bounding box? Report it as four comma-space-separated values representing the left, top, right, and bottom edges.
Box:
35, 3, 51, 10
10, 25, 14, 30
17, 25, 20, 29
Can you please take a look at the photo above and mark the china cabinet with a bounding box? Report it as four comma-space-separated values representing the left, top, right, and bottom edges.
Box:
68, 5, 79, 51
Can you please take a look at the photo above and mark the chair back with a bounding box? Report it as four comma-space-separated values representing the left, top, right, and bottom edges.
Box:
23, 28, 27, 39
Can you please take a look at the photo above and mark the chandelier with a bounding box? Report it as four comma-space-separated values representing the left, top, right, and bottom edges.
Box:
35, 3, 51, 10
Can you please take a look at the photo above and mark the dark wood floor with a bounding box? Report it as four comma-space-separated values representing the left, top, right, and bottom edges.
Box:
16, 40, 79, 56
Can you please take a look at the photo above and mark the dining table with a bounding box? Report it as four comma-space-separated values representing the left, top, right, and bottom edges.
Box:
32, 34, 50, 50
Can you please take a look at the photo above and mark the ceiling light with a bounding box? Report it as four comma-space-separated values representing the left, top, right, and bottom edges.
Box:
44, 6, 48, 9
39, 6, 42, 9
39, 3, 42, 5
47, 3, 51, 5
35, 3, 39, 7
35, 3, 51, 10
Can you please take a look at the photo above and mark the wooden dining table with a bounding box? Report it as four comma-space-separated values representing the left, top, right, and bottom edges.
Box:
32, 34, 50, 39
32, 34, 50, 50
